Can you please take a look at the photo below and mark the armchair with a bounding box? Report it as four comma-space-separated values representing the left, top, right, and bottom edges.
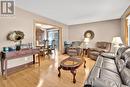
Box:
88, 42, 111, 60
66, 41, 82, 56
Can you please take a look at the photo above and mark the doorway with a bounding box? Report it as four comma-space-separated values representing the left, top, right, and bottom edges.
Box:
34, 22, 61, 53
47, 29, 59, 50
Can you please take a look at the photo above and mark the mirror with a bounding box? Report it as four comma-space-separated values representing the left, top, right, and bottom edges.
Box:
84, 30, 94, 40
7, 31, 24, 42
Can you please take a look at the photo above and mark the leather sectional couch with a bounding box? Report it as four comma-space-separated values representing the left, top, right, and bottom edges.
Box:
84, 47, 130, 87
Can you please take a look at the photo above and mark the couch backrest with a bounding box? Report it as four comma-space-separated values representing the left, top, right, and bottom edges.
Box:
116, 47, 130, 56
122, 50, 130, 69
116, 47, 130, 86
96, 42, 111, 52
116, 47, 130, 71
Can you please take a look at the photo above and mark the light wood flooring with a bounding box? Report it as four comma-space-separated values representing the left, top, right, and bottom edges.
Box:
0, 54, 95, 87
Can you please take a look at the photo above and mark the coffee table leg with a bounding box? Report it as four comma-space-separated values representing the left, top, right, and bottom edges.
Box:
84, 60, 86, 68
71, 69, 76, 83
58, 66, 61, 77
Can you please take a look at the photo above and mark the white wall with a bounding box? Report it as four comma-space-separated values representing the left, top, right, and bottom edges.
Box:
0, 7, 68, 70
68, 19, 121, 47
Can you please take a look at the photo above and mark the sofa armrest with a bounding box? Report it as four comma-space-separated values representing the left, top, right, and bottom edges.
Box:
100, 52, 115, 59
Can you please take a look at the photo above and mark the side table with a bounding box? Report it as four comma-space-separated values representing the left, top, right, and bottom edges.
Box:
82, 48, 88, 57
1, 48, 40, 79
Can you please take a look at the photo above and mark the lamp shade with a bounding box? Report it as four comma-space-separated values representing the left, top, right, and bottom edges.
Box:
112, 37, 123, 44
84, 38, 90, 43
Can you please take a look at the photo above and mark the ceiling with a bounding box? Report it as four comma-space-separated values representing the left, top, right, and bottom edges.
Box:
16, 0, 130, 25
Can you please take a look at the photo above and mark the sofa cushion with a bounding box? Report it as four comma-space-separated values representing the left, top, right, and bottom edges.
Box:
120, 67, 130, 86
102, 61, 118, 74
100, 69, 122, 84
95, 56, 118, 74
103, 57, 115, 64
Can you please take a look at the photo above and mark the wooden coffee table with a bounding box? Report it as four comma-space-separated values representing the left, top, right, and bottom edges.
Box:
58, 57, 86, 83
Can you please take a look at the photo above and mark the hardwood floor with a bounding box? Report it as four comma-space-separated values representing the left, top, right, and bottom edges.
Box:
0, 54, 95, 87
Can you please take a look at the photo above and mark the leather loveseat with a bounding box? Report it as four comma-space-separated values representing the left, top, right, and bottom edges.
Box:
84, 47, 130, 87
88, 42, 111, 60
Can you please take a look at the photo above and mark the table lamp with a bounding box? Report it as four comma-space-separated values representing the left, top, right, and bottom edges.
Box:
83, 38, 90, 49
112, 37, 123, 54
112, 37, 123, 47
84, 38, 90, 44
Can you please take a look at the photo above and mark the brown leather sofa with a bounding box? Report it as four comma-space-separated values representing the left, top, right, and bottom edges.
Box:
84, 47, 130, 87
88, 42, 111, 60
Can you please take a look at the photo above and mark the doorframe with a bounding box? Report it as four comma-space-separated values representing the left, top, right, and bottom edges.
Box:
33, 20, 63, 54
125, 12, 130, 46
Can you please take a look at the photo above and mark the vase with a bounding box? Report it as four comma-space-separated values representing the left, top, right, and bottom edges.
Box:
16, 45, 21, 51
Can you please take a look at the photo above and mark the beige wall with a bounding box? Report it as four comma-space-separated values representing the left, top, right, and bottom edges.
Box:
68, 19, 121, 47
121, 6, 130, 44
0, 7, 68, 70
0, 7, 68, 52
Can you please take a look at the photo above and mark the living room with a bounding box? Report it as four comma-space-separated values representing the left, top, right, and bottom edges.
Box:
0, 0, 130, 87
